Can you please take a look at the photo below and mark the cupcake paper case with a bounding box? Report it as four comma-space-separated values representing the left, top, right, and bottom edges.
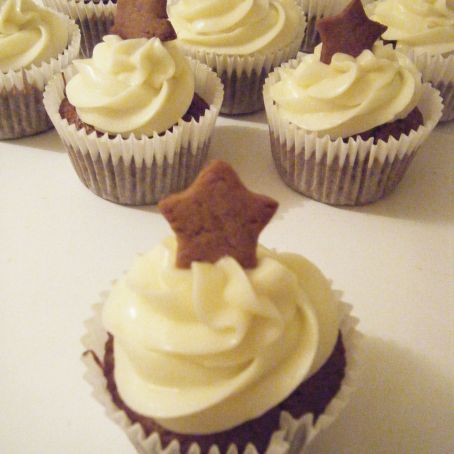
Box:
42, 0, 116, 58
168, 0, 306, 115
0, 3, 81, 140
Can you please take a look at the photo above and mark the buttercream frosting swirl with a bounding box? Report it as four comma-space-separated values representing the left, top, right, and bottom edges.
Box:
366, 0, 454, 56
0, 0, 69, 72
168, 0, 302, 55
102, 236, 339, 434
269, 42, 422, 138
65, 35, 195, 137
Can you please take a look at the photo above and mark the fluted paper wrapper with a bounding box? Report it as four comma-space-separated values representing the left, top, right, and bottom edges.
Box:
43, 60, 223, 205
0, 18, 80, 140
42, 0, 116, 57
177, 11, 305, 115
81, 285, 360, 454
263, 58, 443, 206
297, 0, 348, 53
404, 49, 454, 122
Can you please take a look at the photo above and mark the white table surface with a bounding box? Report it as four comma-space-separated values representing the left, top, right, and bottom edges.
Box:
1, 112, 453, 454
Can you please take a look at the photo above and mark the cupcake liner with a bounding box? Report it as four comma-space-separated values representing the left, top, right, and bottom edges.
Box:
297, 0, 348, 53
177, 10, 305, 115
263, 57, 443, 206
81, 285, 360, 454
43, 60, 223, 205
403, 49, 454, 122
42, 0, 116, 57
0, 17, 80, 140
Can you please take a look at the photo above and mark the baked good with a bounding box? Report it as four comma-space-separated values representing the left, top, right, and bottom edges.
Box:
43, 1, 223, 205
42, 0, 116, 58
82, 160, 360, 453
366, 0, 454, 122
168, 0, 306, 114
0, 0, 80, 139
263, 0, 442, 205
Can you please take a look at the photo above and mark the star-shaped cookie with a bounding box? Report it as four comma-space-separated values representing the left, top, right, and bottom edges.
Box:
316, 0, 387, 64
158, 160, 278, 269
110, 0, 176, 41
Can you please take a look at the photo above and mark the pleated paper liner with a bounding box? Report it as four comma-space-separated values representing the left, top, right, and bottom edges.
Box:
43, 59, 223, 205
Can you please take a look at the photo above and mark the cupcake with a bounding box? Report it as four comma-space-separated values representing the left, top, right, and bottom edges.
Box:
0, 0, 80, 140
82, 160, 360, 453
42, 0, 116, 58
365, 0, 454, 122
43, 0, 223, 205
297, 0, 349, 53
263, 0, 443, 206
168, 0, 306, 115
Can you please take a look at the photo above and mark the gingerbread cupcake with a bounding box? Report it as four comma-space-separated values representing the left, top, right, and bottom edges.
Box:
263, 0, 442, 206
168, 0, 306, 115
82, 160, 360, 453
366, 0, 454, 122
0, 0, 80, 139
42, 0, 116, 58
43, 0, 223, 205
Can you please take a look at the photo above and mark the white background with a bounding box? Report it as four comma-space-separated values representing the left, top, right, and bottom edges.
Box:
1, 112, 453, 453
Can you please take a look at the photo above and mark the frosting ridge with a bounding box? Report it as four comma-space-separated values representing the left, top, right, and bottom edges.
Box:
269, 42, 422, 138
168, 0, 302, 55
102, 236, 339, 434
366, 0, 454, 56
0, 0, 69, 72
65, 35, 195, 137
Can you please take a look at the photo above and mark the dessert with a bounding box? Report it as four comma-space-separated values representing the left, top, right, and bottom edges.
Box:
366, 0, 454, 121
42, 0, 116, 58
82, 160, 359, 453
168, 0, 306, 114
43, 0, 223, 205
0, 0, 80, 139
263, 0, 442, 205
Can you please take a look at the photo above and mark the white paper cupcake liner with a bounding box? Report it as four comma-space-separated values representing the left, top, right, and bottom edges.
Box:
81, 283, 360, 454
42, 0, 117, 57
403, 49, 454, 122
263, 56, 443, 206
0, 17, 80, 140
176, 8, 305, 115
43, 59, 223, 205
297, 0, 348, 53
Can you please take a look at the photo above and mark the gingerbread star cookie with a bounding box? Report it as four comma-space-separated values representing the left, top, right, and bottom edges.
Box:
316, 0, 387, 64
110, 0, 176, 41
158, 160, 278, 269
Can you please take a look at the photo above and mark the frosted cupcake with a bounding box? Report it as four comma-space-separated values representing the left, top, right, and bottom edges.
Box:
298, 0, 349, 53
42, 0, 116, 58
82, 160, 360, 454
264, 0, 442, 206
43, 1, 223, 205
366, 0, 454, 121
168, 0, 306, 114
0, 0, 80, 139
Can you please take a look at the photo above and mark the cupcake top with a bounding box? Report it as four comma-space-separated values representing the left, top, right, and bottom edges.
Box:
102, 160, 340, 434
268, 0, 423, 139
0, 0, 69, 72
366, 0, 454, 57
168, 0, 303, 55
65, 35, 195, 137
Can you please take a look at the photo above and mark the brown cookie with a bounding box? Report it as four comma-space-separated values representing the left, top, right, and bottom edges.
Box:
110, 0, 176, 41
158, 160, 278, 269
316, 0, 387, 64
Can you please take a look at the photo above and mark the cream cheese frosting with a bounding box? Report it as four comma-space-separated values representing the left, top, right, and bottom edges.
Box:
102, 236, 339, 434
168, 0, 302, 55
269, 42, 423, 139
0, 0, 69, 72
366, 0, 454, 56
65, 35, 195, 137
